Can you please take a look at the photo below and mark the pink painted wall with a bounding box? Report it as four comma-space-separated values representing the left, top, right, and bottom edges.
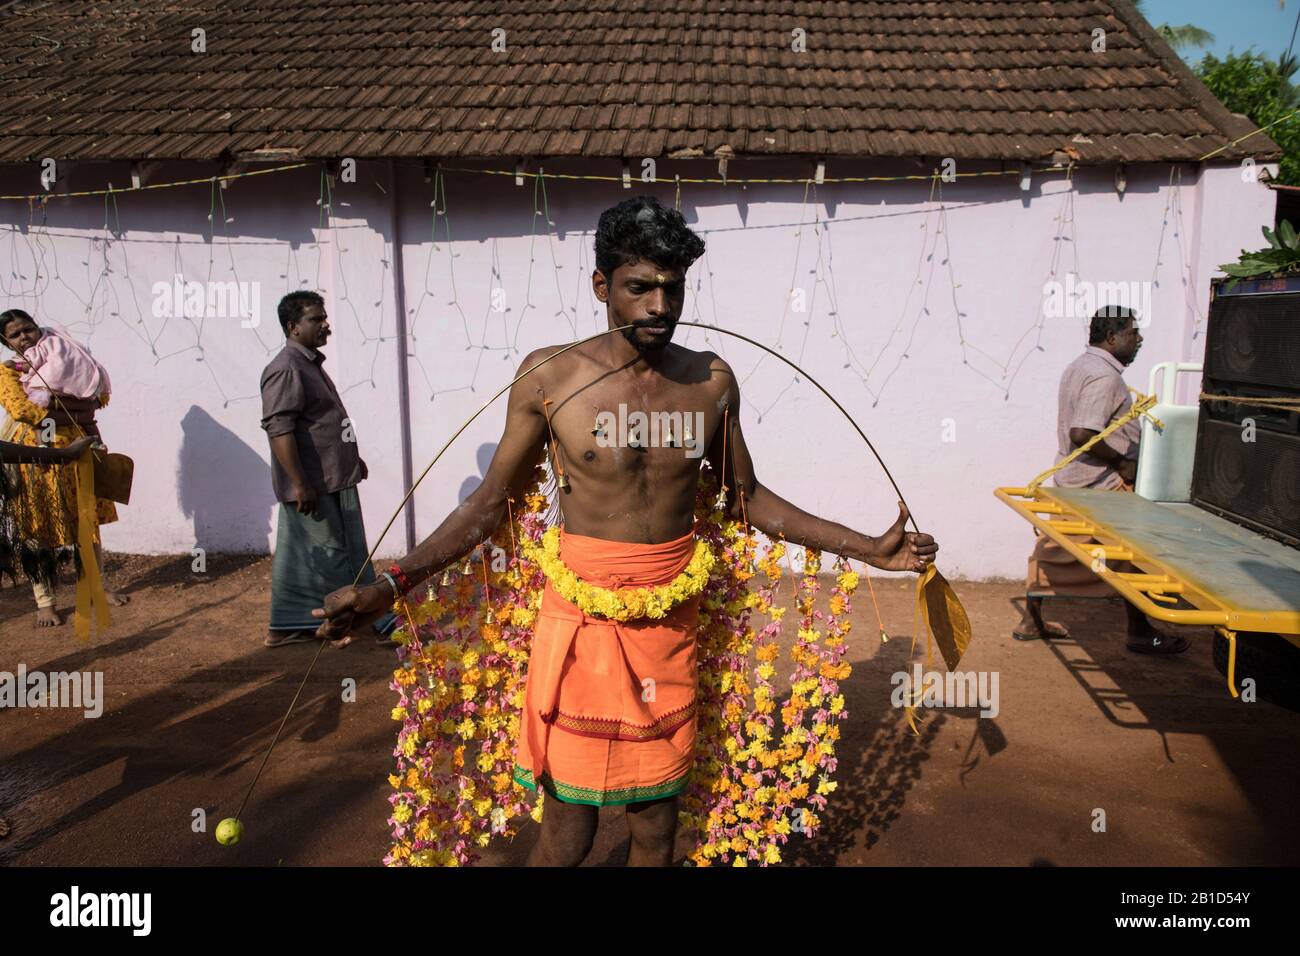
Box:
0, 156, 1276, 579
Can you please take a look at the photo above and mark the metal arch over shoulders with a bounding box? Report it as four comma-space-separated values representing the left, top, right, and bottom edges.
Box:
362, 321, 922, 570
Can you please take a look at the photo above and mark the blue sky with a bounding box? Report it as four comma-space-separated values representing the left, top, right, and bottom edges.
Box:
1141, 0, 1300, 62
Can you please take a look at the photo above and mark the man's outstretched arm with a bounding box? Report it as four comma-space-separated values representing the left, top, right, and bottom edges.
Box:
704, 360, 937, 573
312, 349, 553, 638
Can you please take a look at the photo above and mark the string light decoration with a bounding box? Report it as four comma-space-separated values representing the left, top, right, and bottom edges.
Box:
1150, 165, 1209, 341
0, 162, 398, 409
967, 164, 1082, 399
0, 149, 1253, 425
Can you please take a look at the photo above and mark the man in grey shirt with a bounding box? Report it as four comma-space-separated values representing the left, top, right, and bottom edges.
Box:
259, 290, 386, 647
1016, 306, 1187, 654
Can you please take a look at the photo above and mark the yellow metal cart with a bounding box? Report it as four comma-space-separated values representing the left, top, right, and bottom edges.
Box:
996, 485, 1300, 698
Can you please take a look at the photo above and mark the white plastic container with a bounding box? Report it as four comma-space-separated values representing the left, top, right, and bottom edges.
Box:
1135, 361, 1202, 502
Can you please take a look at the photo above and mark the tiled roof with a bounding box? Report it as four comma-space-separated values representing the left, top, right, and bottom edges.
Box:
0, 0, 1280, 165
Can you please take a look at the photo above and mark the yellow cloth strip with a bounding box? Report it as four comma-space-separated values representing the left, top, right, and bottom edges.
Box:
73, 450, 111, 642
1026, 389, 1163, 495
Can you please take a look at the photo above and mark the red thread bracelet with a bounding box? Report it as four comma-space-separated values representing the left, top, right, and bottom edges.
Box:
387, 564, 415, 594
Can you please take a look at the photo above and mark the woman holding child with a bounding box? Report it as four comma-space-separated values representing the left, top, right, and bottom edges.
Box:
0, 308, 128, 627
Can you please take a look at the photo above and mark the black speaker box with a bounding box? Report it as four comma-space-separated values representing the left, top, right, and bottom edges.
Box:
1191, 415, 1300, 548
1191, 280, 1300, 548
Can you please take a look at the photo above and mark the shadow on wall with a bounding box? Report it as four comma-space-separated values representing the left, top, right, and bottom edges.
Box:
178, 405, 276, 553
457, 442, 498, 503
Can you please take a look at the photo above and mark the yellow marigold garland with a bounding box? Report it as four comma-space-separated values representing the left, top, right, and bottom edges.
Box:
521, 525, 715, 620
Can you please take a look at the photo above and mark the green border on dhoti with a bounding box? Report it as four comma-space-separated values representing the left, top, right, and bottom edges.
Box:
512, 763, 689, 807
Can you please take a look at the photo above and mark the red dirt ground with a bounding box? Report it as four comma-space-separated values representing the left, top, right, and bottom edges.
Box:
1, 552, 1297, 867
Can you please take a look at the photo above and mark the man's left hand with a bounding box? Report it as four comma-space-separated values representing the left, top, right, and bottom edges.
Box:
870, 501, 938, 573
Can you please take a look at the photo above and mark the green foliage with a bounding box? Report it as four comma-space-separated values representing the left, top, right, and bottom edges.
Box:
1219, 221, 1300, 285
1157, 23, 1215, 52
1197, 52, 1300, 185
1133, 0, 1215, 52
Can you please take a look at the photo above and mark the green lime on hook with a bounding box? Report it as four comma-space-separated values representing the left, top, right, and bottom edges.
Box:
215, 818, 244, 846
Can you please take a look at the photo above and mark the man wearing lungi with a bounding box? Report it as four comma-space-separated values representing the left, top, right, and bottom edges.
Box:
1015, 305, 1188, 654
260, 291, 378, 648
312, 197, 938, 865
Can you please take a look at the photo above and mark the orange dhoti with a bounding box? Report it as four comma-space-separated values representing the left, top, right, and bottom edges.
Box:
512, 527, 700, 806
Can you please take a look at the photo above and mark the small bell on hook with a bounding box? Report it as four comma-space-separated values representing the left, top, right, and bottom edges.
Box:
557, 472, 571, 492
440, 568, 453, 586
590, 416, 605, 438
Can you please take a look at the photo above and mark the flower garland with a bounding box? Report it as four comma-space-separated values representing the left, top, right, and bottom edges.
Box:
521, 525, 714, 621
383, 473, 550, 867
384, 462, 857, 867
678, 476, 857, 865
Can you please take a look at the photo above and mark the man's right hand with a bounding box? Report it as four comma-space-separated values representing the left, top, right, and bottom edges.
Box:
292, 482, 318, 514
1117, 459, 1138, 485
311, 582, 391, 640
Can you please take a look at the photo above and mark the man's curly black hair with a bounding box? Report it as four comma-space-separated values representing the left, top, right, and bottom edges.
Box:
594, 195, 705, 279
1088, 304, 1137, 344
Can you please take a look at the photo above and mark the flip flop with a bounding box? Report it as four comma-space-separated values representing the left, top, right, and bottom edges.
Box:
1125, 633, 1189, 655
1012, 621, 1069, 642
264, 630, 317, 648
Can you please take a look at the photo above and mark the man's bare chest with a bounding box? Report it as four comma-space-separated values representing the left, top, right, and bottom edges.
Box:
543, 377, 723, 480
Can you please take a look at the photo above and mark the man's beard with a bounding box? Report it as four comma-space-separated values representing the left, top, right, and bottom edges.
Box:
619, 319, 676, 353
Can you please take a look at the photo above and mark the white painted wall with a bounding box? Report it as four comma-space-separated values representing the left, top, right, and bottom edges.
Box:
0, 156, 1275, 578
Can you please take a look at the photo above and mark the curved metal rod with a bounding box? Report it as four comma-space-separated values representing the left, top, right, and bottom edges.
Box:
677, 322, 920, 534
232, 321, 922, 827
361, 321, 919, 577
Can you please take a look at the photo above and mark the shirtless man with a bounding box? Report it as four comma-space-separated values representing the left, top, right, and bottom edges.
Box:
313, 196, 938, 866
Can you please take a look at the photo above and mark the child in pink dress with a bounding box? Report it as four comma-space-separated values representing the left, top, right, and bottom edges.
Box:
12, 323, 111, 407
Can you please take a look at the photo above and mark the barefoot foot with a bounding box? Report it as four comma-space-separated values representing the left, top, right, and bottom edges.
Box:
104, 590, 130, 607
35, 607, 62, 628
